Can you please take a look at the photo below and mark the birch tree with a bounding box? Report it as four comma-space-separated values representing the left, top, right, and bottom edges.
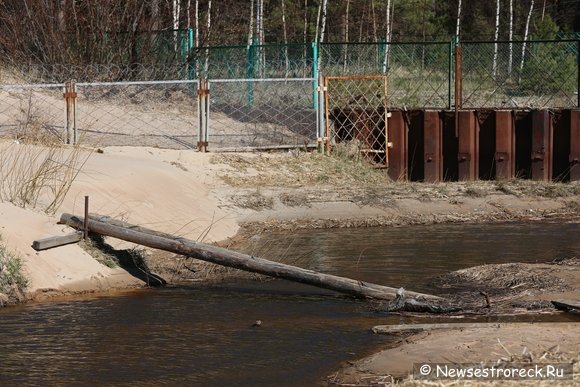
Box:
382, 0, 393, 74
508, 0, 513, 75
281, 0, 289, 75
204, 0, 212, 76
319, 0, 328, 43
456, 0, 462, 38
248, 0, 254, 46
343, 0, 350, 71
492, 0, 500, 79
172, 0, 181, 53
519, 0, 534, 83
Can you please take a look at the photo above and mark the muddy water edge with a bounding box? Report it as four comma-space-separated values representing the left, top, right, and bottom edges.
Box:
0, 220, 579, 386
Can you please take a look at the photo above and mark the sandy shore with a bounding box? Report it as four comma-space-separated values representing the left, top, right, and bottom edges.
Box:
1, 142, 579, 385
0, 143, 578, 298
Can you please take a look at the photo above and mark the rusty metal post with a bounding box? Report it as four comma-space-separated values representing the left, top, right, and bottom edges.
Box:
64, 80, 77, 145
387, 110, 408, 181
494, 110, 515, 180
83, 195, 89, 240
570, 110, 580, 181
457, 110, 478, 181
424, 110, 442, 183
531, 110, 553, 181
197, 79, 208, 152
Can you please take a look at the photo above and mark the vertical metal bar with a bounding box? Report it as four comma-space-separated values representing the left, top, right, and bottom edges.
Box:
83, 195, 89, 240
317, 74, 325, 151
197, 79, 208, 152
312, 42, 319, 110
531, 110, 553, 181
383, 76, 389, 167
577, 39, 580, 108
570, 109, 580, 181
387, 110, 407, 181
495, 110, 515, 179
64, 80, 77, 145
324, 77, 331, 156
424, 110, 442, 183
457, 110, 478, 181
73, 82, 77, 145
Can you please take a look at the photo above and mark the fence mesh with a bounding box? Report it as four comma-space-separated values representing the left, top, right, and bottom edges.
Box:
0, 85, 65, 143
462, 40, 578, 108
320, 42, 451, 108
208, 79, 316, 149
76, 81, 199, 149
0, 39, 579, 151
325, 76, 388, 166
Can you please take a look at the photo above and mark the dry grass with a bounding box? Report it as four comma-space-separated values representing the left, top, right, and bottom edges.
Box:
0, 129, 91, 215
0, 237, 28, 306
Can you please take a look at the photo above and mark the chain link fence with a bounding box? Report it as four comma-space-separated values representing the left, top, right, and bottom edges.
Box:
462, 40, 578, 109
76, 80, 199, 149
0, 39, 578, 151
207, 78, 316, 149
320, 42, 451, 109
325, 76, 388, 166
0, 84, 65, 143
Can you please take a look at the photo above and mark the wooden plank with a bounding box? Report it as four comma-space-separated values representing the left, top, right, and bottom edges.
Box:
551, 299, 580, 313
372, 322, 578, 334
32, 232, 83, 251
59, 213, 444, 302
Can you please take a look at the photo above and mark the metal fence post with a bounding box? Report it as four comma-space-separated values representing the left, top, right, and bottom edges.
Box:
64, 80, 77, 145
198, 79, 208, 152
246, 38, 257, 108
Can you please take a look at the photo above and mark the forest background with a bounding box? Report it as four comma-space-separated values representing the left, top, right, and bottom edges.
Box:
1, 0, 579, 65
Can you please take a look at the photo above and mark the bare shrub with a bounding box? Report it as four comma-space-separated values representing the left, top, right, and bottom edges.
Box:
0, 239, 28, 306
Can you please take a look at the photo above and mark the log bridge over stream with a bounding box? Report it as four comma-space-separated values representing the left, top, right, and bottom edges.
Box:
55, 213, 442, 302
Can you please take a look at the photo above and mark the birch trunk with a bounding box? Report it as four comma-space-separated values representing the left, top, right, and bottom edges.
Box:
173, 0, 181, 53
508, 0, 513, 75
320, 0, 328, 43
282, 0, 289, 76
456, 0, 462, 38
382, 0, 393, 74
519, 0, 535, 83
492, 0, 500, 79
343, 0, 350, 71
248, 0, 254, 46
204, 0, 212, 76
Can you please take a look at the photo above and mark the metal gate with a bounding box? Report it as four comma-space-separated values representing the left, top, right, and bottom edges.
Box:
324, 75, 388, 166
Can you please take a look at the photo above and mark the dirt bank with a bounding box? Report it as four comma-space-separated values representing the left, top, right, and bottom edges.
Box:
1, 143, 579, 303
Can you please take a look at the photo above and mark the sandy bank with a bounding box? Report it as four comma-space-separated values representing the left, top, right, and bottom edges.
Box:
0, 143, 579, 302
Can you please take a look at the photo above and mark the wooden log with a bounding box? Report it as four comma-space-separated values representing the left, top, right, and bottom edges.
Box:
372, 322, 578, 334
551, 299, 580, 313
59, 213, 443, 302
32, 232, 83, 251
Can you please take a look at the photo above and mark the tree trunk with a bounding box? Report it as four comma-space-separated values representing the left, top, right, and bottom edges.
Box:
248, 0, 254, 46
382, 0, 393, 74
519, 0, 535, 83
60, 213, 443, 302
343, 0, 350, 71
282, 0, 289, 75
456, 0, 462, 38
492, 0, 500, 79
204, 0, 212, 76
508, 0, 513, 75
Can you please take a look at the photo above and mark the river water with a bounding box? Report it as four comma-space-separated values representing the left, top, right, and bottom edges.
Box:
0, 221, 578, 385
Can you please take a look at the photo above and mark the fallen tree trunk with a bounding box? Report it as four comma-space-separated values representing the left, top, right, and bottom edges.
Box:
60, 213, 443, 302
